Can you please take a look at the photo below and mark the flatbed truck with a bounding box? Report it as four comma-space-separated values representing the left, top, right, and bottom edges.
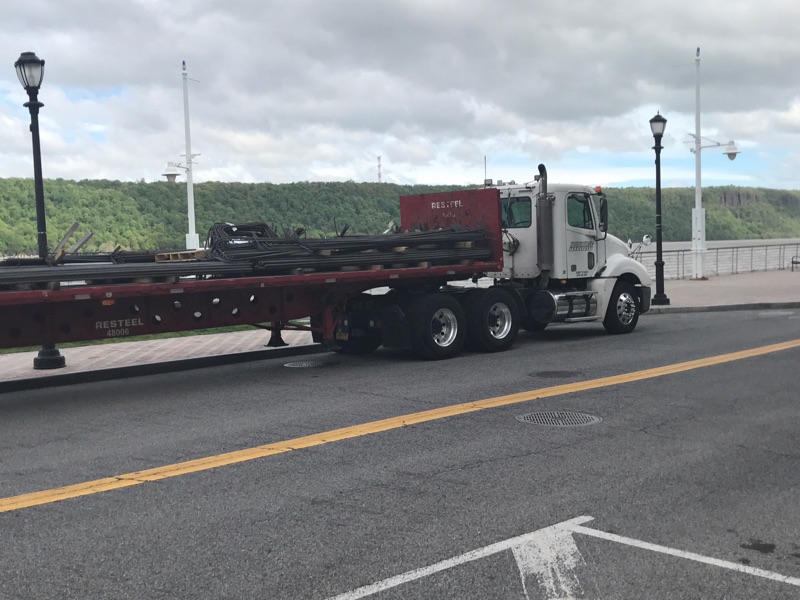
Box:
0, 165, 652, 362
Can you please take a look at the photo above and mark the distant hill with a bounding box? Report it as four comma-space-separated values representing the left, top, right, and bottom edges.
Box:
603, 186, 800, 243
0, 178, 799, 255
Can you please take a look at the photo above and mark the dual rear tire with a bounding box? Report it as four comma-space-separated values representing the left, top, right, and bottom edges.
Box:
407, 289, 519, 360
464, 288, 520, 353
408, 293, 466, 360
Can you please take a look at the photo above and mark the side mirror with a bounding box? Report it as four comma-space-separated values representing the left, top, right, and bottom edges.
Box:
642, 234, 653, 246
599, 198, 608, 233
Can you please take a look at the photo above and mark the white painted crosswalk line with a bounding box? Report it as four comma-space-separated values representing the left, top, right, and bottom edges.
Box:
326, 515, 800, 599
325, 516, 594, 600
559, 522, 800, 588
512, 527, 589, 600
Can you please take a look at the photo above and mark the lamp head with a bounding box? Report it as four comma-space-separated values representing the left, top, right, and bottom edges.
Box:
649, 112, 667, 137
724, 140, 740, 161
14, 51, 45, 91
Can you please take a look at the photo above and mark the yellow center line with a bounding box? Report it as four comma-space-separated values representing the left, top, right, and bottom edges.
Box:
2, 338, 799, 514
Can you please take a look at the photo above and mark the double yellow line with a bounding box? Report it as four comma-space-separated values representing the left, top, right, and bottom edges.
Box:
2, 339, 799, 514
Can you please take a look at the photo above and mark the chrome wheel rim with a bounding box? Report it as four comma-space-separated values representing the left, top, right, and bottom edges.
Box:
615, 291, 637, 325
487, 302, 513, 339
431, 308, 459, 347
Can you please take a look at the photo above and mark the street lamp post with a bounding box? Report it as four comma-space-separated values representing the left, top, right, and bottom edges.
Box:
15, 51, 65, 369
15, 52, 49, 261
690, 47, 740, 280
649, 112, 670, 306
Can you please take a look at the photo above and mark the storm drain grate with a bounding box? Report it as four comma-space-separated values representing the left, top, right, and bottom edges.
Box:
515, 411, 602, 427
284, 360, 333, 368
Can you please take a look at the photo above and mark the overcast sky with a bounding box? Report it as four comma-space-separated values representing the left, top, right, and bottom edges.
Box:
2, 0, 800, 189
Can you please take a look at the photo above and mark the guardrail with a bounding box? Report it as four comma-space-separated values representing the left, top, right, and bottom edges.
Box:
638, 242, 800, 280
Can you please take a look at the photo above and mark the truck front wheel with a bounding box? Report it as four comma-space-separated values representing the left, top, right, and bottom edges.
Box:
409, 293, 466, 360
603, 281, 639, 334
465, 288, 519, 352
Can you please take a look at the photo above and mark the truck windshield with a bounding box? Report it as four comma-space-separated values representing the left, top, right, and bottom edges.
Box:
501, 196, 532, 228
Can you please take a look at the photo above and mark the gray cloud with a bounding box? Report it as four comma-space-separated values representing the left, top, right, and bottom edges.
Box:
1, 0, 799, 186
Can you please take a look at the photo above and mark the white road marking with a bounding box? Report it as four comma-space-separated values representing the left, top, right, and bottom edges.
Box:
512, 527, 588, 600
326, 515, 800, 599
559, 522, 800, 588
324, 516, 594, 600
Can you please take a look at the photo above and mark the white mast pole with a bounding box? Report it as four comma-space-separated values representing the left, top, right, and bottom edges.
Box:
692, 47, 705, 279
183, 60, 199, 250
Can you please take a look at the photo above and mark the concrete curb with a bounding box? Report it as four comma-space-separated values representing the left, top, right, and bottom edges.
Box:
0, 343, 328, 394
647, 301, 800, 315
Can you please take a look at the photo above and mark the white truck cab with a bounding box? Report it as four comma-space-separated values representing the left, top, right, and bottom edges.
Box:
485, 165, 652, 334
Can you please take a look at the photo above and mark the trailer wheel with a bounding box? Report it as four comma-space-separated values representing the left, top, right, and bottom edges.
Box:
603, 281, 639, 334
465, 288, 519, 352
409, 293, 466, 360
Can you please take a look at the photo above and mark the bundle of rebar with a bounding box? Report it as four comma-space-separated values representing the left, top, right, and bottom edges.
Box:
205, 222, 489, 266
0, 222, 493, 287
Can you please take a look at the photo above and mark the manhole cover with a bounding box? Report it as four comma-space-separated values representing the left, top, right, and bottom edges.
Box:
530, 370, 581, 379
284, 360, 332, 368
516, 411, 602, 427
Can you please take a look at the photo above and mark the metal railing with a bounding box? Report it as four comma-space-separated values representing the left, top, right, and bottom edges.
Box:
638, 242, 800, 280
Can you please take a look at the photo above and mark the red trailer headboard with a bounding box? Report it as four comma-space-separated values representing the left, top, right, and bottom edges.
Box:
399, 188, 503, 264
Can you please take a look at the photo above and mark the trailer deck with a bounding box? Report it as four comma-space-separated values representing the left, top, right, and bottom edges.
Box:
0, 189, 504, 350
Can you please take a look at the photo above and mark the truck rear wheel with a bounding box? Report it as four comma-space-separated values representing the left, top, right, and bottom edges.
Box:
603, 281, 639, 334
409, 293, 466, 360
465, 288, 519, 352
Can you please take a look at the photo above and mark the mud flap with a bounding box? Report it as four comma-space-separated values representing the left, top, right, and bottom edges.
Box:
375, 304, 413, 350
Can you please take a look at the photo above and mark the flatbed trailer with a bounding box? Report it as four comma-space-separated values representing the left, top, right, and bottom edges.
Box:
0, 189, 504, 356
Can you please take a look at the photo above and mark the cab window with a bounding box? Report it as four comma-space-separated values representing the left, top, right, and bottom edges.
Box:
501, 196, 532, 228
567, 193, 594, 230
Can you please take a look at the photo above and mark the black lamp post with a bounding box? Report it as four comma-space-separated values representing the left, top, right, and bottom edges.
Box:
15, 52, 49, 261
649, 112, 670, 306
15, 51, 65, 369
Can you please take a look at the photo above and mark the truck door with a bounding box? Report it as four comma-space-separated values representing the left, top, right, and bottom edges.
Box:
499, 193, 538, 278
564, 192, 603, 278
590, 192, 608, 270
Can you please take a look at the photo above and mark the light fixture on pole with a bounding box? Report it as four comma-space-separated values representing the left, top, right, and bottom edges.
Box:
15, 51, 65, 369
690, 47, 740, 280
162, 161, 182, 183
649, 112, 670, 306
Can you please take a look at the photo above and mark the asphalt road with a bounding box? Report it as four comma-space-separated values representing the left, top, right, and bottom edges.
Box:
1, 310, 799, 599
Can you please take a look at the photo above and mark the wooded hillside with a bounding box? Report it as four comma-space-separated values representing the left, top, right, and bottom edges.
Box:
1, 178, 799, 255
